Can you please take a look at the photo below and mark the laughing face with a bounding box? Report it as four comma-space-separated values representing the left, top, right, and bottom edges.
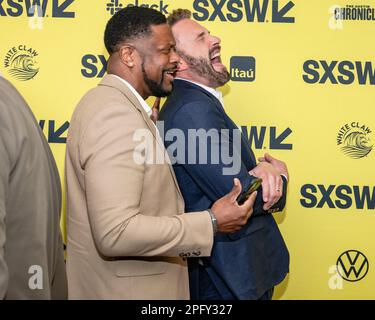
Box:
172, 18, 230, 88
136, 24, 179, 97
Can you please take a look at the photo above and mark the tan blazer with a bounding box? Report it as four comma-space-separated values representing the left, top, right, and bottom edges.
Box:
65, 74, 213, 300
0, 76, 67, 299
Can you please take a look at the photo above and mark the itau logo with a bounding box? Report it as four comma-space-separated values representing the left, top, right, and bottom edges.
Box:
337, 122, 373, 159
4, 45, 39, 81
230, 56, 256, 82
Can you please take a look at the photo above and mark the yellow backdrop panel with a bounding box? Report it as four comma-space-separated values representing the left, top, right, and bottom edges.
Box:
1, 0, 374, 299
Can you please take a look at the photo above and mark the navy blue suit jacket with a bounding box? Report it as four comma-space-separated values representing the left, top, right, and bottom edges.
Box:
159, 79, 289, 299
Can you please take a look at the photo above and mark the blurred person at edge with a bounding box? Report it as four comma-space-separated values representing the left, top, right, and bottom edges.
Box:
0, 74, 67, 299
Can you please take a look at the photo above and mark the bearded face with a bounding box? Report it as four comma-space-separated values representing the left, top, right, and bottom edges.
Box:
178, 47, 230, 88
172, 18, 231, 88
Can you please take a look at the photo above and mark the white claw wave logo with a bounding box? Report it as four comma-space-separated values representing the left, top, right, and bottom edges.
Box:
4, 45, 39, 81
337, 123, 373, 159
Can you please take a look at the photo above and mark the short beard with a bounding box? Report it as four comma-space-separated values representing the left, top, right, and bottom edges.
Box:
141, 62, 172, 98
178, 50, 230, 88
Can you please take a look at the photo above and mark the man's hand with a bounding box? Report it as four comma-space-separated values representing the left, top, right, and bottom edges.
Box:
150, 97, 160, 123
211, 178, 257, 233
249, 156, 284, 210
258, 153, 289, 180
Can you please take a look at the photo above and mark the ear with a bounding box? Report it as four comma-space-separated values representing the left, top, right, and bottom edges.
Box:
118, 45, 137, 68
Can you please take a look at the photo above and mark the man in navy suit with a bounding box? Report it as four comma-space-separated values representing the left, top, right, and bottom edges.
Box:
158, 9, 290, 300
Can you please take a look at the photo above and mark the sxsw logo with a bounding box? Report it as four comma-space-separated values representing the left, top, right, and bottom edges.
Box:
241, 126, 292, 150
0, 0, 75, 18
192, 0, 295, 23
230, 56, 255, 82
300, 184, 375, 210
81, 54, 107, 78
303, 60, 375, 85
106, 0, 169, 15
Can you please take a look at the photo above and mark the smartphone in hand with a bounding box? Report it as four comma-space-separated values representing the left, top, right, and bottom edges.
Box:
236, 178, 262, 205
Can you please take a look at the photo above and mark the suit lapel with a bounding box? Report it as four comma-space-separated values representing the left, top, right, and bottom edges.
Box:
98, 75, 183, 199
223, 114, 257, 167
98, 75, 157, 136
177, 79, 257, 168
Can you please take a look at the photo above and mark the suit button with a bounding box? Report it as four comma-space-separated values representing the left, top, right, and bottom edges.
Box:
179, 252, 189, 260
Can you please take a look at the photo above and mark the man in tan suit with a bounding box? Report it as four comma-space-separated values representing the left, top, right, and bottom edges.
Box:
0, 75, 67, 299
65, 7, 257, 299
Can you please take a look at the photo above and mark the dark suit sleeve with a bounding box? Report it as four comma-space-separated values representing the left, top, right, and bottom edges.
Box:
166, 99, 287, 215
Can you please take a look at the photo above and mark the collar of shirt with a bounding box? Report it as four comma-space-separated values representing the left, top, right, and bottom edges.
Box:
112, 74, 152, 116
175, 78, 224, 107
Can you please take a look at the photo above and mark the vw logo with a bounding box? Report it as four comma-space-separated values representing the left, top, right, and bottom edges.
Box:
337, 250, 369, 282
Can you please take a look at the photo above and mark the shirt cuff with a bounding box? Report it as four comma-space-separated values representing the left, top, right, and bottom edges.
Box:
281, 174, 288, 182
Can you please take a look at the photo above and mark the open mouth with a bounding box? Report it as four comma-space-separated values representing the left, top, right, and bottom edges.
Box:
210, 48, 223, 66
164, 69, 177, 81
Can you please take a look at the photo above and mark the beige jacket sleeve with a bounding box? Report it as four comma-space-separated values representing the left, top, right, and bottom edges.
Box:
77, 102, 213, 258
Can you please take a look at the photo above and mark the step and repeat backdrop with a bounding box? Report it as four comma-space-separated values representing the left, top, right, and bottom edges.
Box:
1, 0, 374, 299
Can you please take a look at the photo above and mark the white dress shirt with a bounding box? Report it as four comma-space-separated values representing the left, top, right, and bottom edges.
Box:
112, 74, 152, 116
175, 78, 224, 107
